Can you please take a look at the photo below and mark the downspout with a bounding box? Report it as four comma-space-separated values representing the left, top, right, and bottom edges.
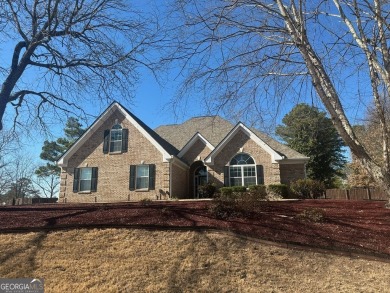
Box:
169, 155, 173, 198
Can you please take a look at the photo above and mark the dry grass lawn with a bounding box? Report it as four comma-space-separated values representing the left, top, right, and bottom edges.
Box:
0, 228, 389, 292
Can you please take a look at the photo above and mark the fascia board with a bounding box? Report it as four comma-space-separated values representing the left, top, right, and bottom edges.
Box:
177, 132, 214, 158
276, 157, 310, 165
169, 156, 189, 170
57, 103, 118, 167
117, 103, 172, 162
58, 102, 172, 167
205, 123, 283, 165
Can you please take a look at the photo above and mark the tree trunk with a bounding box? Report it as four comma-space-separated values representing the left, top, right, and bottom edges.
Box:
276, 0, 390, 205
354, 155, 390, 206
0, 94, 7, 131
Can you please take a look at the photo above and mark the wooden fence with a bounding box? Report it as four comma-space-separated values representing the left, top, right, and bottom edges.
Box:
326, 188, 387, 200
4, 197, 58, 205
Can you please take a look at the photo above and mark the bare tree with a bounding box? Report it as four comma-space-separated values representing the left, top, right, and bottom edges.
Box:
34, 170, 59, 198
0, 0, 157, 131
0, 153, 38, 201
162, 0, 390, 203
0, 130, 18, 195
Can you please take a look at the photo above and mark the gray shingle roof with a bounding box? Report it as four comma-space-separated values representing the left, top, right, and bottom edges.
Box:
155, 116, 307, 159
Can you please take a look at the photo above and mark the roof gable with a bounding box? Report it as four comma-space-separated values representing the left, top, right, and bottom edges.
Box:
57, 102, 175, 166
156, 115, 308, 163
155, 116, 234, 151
204, 122, 284, 165
177, 132, 214, 158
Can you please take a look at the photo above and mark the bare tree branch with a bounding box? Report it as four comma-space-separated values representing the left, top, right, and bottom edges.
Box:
161, 0, 390, 202
0, 0, 158, 131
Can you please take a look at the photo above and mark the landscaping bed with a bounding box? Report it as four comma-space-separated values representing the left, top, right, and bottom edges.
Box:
1, 199, 389, 258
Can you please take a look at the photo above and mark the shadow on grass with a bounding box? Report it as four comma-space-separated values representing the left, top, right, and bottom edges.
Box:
0, 200, 390, 260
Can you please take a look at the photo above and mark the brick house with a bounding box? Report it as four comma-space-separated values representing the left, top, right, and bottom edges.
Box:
57, 102, 309, 202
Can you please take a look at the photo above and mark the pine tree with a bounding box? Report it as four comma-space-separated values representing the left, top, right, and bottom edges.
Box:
276, 104, 347, 187
35, 117, 85, 197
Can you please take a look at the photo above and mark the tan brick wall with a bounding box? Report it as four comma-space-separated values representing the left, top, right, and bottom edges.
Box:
279, 164, 306, 185
207, 130, 281, 187
171, 162, 189, 199
60, 109, 170, 203
59, 111, 306, 202
181, 139, 212, 165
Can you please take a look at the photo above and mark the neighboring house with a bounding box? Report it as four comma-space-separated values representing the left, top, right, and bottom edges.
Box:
57, 102, 309, 202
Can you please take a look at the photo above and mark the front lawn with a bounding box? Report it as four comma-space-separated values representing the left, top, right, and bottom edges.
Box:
1, 199, 389, 257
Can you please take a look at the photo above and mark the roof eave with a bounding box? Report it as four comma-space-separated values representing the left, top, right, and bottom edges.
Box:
57, 102, 173, 167
275, 157, 310, 164
177, 132, 214, 158
204, 122, 283, 165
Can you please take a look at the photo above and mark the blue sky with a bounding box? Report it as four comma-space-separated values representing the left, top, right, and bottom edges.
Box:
2, 0, 372, 166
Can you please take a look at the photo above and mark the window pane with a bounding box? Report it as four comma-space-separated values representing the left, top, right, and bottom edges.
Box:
110, 141, 122, 152
137, 165, 149, 177
243, 166, 256, 177
112, 124, 122, 130
110, 125, 122, 152
136, 177, 149, 189
229, 166, 241, 177
80, 180, 91, 191
230, 153, 255, 165
244, 177, 256, 187
230, 178, 242, 186
195, 166, 207, 177
80, 168, 92, 180
111, 129, 122, 141
136, 165, 149, 189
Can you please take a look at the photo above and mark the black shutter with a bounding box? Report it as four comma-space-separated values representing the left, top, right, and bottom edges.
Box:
103, 129, 110, 153
122, 128, 129, 152
148, 164, 155, 190
223, 166, 229, 187
256, 165, 264, 185
91, 167, 98, 192
129, 165, 136, 191
73, 168, 80, 192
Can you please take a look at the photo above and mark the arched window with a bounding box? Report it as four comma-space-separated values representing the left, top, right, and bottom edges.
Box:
103, 123, 128, 154
229, 153, 257, 187
110, 124, 123, 152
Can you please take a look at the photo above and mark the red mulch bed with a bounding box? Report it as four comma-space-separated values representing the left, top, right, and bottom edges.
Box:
1, 199, 390, 258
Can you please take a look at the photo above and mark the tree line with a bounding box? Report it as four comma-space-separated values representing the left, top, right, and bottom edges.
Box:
1, 0, 390, 204
0, 117, 84, 202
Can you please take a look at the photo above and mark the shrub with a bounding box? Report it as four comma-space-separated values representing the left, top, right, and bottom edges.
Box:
267, 184, 289, 198
231, 186, 247, 193
209, 197, 236, 219
198, 182, 217, 198
296, 208, 325, 222
236, 192, 265, 214
218, 186, 246, 199
140, 198, 153, 205
219, 187, 234, 198
290, 179, 325, 199
248, 185, 267, 200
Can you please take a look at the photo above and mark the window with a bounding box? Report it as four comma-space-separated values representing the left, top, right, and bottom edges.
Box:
110, 124, 122, 152
73, 167, 98, 192
136, 165, 149, 189
129, 164, 155, 191
103, 124, 128, 154
224, 154, 263, 187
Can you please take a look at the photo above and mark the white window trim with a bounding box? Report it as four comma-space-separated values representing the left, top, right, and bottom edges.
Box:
109, 124, 123, 153
229, 165, 257, 187
79, 167, 92, 192
229, 154, 257, 187
135, 165, 150, 191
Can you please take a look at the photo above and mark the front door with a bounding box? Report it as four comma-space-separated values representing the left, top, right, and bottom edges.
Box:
194, 166, 207, 198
